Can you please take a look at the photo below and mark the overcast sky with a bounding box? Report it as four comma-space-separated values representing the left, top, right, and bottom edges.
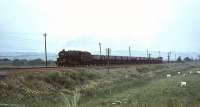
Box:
0, 0, 200, 53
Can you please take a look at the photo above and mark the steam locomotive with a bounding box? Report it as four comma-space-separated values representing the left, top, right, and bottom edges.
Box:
56, 49, 163, 67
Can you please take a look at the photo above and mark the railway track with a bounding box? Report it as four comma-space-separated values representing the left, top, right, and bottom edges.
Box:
0, 66, 57, 71
0, 62, 175, 78
0, 62, 170, 71
0, 63, 158, 71
0, 65, 124, 79
0, 66, 60, 77
0, 65, 123, 72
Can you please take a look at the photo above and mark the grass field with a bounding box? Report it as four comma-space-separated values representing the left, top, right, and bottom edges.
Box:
0, 62, 200, 107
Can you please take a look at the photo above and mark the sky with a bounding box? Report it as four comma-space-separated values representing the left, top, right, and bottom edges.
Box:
0, 0, 200, 54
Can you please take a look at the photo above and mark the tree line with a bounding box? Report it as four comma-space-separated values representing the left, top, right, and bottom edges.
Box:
0, 58, 56, 66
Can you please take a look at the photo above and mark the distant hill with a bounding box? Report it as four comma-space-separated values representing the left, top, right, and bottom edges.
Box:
0, 52, 57, 60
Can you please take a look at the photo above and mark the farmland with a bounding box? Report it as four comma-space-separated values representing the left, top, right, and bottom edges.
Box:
0, 62, 200, 107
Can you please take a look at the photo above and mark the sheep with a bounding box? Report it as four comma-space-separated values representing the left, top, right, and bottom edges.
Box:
166, 74, 171, 78
122, 99, 128, 104
178, 72, 181, 75
196, 71, 200, 74
180, 82, 187, 87
115, 101, 122, 104
112, 101, 122, 105
189, 71, 192, 74
112, 102, 116, 105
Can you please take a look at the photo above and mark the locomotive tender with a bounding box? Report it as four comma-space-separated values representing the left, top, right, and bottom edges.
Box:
56, 49, 163, 67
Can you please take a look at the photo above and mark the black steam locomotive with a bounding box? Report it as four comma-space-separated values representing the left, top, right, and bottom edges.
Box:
56, 50, 163, 67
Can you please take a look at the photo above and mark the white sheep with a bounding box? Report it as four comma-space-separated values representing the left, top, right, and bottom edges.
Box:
178, 72, 181, 75
196, 71, 200, 74
115, 101, 122, 104
166, 74, 171, 78
112, 103, 116, 105
112, 101, 122, 105
180, 82, 187, 87
189, 71, 192, 74
122, 99, 128, 104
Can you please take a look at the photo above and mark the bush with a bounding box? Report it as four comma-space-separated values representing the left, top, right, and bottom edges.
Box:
177, 56, 182, 62
0, 58, 10, 61
136, 67, 150, 73
12, 59, 28, 66
28, 59, 44, 66
184, 57, 193, 62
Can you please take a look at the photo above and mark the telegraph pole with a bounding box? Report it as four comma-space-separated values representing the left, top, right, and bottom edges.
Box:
175, 54, 177, 61
167, 51, 171, 63
147, 49, 149, 58
149, 53, 152, 59
158, 51, 161, 57
106, 48, 111, 73
129, 46, 131, 57
99, 42, 102, 55
148, 53, 152, 65
167, 52, 169, 63
44, 33, 48, 68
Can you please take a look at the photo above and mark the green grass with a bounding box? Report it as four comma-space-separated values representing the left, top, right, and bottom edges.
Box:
90, 74, 200, 107
0, 62, 200, 107
0, 69, 100, 107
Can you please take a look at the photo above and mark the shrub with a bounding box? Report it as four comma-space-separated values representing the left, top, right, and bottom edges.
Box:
28, 59, 44, 66
136, 67, 150, 73
12, 59, 28, 66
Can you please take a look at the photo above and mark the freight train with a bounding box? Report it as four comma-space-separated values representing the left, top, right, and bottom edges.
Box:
56, 49, 163, 67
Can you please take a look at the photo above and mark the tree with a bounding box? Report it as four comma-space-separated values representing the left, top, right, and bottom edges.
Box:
0, 58, 11, 62
28, 59, 44, 66
177, 56, 182, 62
12, 59, 28, 66
198, 55, 200, 61
184, 57, 192, 62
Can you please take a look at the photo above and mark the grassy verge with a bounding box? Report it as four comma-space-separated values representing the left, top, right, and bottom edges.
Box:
84, 74, 200, 107
0, 62, 200, 107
